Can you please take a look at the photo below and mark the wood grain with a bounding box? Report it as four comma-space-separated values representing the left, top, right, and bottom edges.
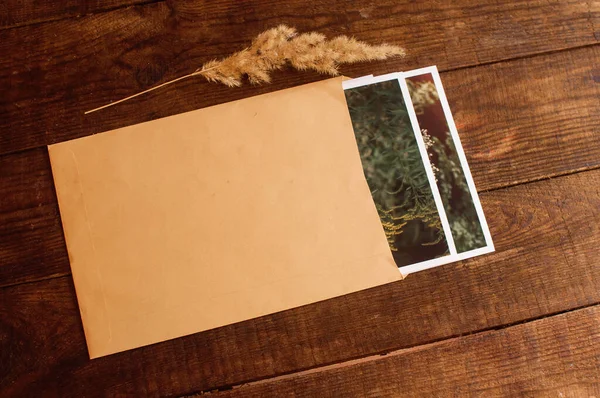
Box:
0, 0, 158, 30
2, 168, 600, 396
212, 305, 600, 397
442, 45, 600, 191
0, 148, 69, 288
0, 0, 597, 155
1, 1, 598, 395
1, 45, 598, 289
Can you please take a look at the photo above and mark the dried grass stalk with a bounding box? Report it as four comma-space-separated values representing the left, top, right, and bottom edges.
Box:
85, 25, 404, 114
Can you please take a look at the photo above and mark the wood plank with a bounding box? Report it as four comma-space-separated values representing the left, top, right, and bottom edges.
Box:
1, 168, 600, 396
0, 0, 158, 30
0, 0, 597, 155
443, 45, 600, 191
1, 45, 597, 289
212, 305, 600, 397
0, 148, 69, 287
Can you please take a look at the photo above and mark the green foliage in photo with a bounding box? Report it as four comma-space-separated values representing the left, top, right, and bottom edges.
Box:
344, 80, 448, 266
407, 75, 486, 253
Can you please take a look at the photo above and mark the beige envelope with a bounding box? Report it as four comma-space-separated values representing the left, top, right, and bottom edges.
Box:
49, 77, 401, 358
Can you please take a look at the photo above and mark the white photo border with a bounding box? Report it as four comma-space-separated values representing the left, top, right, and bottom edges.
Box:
343, 68, 494, 276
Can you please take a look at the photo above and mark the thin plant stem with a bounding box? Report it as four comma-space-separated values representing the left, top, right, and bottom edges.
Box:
84, 69, 206, 114
84, 25, 403, 115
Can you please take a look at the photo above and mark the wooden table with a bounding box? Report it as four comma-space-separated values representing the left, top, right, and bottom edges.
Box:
1, 1, 599, 396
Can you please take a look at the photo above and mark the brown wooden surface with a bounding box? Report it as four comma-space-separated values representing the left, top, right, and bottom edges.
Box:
212, 306, 600, 397
0, 0, 597, 155
2, 166, 600, 396
2, 46, 599, 290
0, 0, 599, 396
0, 148, 69, 288
444, 45, 600, 191
0, 0, 157, 30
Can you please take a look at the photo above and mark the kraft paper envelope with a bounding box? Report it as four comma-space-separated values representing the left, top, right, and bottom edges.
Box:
49, 77, 401, 359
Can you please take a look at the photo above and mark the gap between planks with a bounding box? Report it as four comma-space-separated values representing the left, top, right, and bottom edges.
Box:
0, 5, 597, 395
3, 153, 600, 390
2, 162, 598, 292
442, 41, 600, 75
0, 0, 165, 32
478, 164, 600, 193
0, 272, 71, 290
182, 301, 600, 397
1, 41, 598, 159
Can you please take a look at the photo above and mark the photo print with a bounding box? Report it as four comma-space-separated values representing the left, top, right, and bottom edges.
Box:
343, 67, 494, 274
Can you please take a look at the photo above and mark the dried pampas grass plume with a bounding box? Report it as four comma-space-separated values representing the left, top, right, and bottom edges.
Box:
85, 25, 404, 114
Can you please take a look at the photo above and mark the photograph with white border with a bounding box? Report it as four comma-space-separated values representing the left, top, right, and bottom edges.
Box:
343, 74, 454, 272
343, 68, 494, 275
